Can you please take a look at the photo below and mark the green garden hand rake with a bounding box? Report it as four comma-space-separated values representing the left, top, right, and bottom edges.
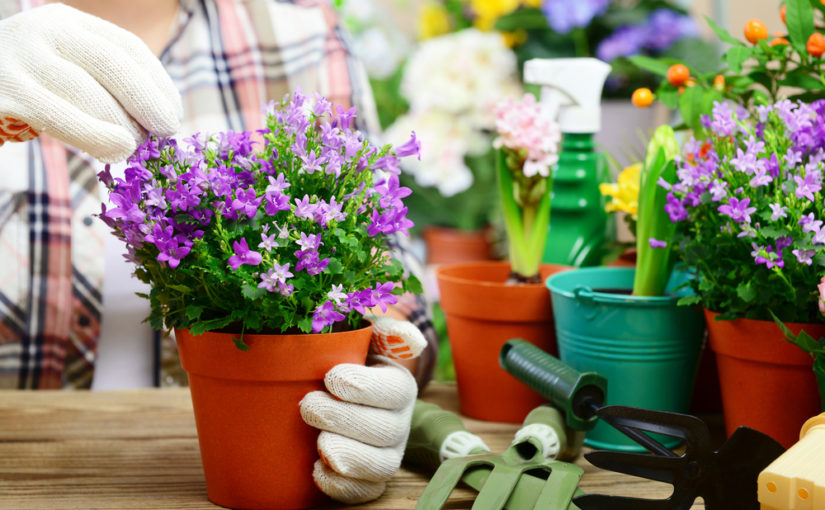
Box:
404, 400, 585, 510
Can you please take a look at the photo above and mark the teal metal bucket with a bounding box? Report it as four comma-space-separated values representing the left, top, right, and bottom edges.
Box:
546, 267, 704, 452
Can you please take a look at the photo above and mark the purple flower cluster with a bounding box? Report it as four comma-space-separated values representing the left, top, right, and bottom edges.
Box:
668, 99, 825, 272
99, 88, 419, 334
595, 8, 698, 62
542, 0, 609, 35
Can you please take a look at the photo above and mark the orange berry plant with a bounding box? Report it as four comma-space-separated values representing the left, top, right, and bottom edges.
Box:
628, 0, 825, 134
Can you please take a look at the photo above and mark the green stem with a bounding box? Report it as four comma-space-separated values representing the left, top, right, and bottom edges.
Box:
572, 28, 590, 57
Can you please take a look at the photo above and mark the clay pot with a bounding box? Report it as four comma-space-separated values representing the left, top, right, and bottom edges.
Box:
423, 226, 494, 265
436, 261, 570, 423
176, 325, 372, 510
704, 310, 824, 449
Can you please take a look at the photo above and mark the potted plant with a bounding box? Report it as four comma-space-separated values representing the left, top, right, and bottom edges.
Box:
665, 98, 825, 449
98, 90, 422, 509
436, 92, 570, 423
546, 125, 705, 451
383, 28, 523, 265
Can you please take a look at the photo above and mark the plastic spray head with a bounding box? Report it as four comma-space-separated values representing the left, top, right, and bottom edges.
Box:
523, 58, 611, 134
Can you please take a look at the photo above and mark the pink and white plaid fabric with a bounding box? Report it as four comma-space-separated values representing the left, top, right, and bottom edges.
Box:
0, 0, 435, 389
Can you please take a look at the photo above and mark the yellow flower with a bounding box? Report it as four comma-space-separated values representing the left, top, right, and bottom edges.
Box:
522, 0, 543, 7
470, 0, 520, 31
418, 2, 451, 40
600, 163, 641, 218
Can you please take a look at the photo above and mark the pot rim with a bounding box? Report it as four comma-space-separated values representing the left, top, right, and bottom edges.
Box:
546, 267, 684, 306
436, 261, 571, 289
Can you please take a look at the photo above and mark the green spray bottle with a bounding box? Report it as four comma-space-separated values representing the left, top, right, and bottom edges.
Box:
524, 58, 614, 267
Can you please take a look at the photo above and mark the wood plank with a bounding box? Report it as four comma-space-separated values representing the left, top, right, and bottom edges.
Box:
0, 385, 706, 509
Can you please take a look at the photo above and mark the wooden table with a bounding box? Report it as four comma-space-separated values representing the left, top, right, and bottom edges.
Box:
0, 383, 706, 509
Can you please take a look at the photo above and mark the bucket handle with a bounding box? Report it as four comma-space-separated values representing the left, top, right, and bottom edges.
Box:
573, 286, 599, 321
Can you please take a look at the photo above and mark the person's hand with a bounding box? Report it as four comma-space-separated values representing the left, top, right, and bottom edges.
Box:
0, 4, 182, 162
299, 316, 427, 504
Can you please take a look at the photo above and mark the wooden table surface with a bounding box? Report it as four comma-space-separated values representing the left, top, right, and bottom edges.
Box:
0, 383, 707, 509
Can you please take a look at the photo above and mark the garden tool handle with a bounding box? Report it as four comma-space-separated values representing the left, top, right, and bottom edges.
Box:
516, 405, 586, 462
403, 400, 489, 474
500, 339, 607, 431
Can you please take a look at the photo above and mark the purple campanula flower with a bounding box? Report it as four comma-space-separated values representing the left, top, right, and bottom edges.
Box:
312, 301, 346, 332
368, 282, 398, 313
395, 131, 422, 160
327, 284, 348, 308
373, 155, 402, 175
275, 223, 290, 240
232, 187, 263, 219
794, 172, 821, 201
749, 166, 772, 188
665, 193, 688, 222
258, 232, 278, 252
765, 153, 780, 179
265, 192, 291, 215
343, 132, 364, 159
315, 197, 347, 228
793, 248, 815, 265
648, 238, 667, 249
813, 226, 825, 245
718, 197, 756, 223
595, 25, 647, 62
266, 174, 290, 195
98, 165, 114, 187
313, 92, 331, 117
156, 234, 193, 269
800, 213, 823, 233
710, 101, 736, 137
709, 180, 728, 202
367, 206, 414, 237
753, 244, 784, 269
296, 232, 323, 251
293, 195, 318, 220
776, 236, 793, 250
644, 8, 698, 50
228, 238, 263, 271
542, 0, 610, 34
258, 262, 293, 292
299, 150, 324, 174
375, 174, 412, 209
769, 203, 788, 221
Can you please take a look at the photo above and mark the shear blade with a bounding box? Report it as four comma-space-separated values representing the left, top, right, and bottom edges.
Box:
584, 450, 682, 484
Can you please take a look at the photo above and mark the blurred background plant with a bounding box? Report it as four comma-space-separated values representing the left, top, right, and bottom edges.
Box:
629, 0, 825, 136
416, 0, 717, 97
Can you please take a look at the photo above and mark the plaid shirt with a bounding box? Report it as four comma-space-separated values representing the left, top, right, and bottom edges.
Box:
0, 0, 436, 389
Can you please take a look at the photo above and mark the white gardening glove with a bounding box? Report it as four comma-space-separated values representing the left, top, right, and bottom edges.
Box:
0, 4, 182, 163
300, 315, 428, 504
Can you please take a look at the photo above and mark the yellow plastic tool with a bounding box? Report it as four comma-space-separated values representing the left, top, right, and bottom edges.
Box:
758, 413, 825, 510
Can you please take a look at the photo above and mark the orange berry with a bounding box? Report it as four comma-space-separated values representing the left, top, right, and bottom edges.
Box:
713, 74, 725, 91
780, 4, 786, 24
666, 64, 690, 86
770, 37, 790, 46
631, 88, 653, 108
685, 78, 697, 87
808, 33, 825, 57
744, 19, 768, 44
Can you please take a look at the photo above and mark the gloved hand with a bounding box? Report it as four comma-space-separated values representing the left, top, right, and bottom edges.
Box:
0, 4, 182, 162
300, 315, 428, 504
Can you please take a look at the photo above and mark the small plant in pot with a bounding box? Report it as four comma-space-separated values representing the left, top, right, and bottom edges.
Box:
98, 89, 422, 509
435, 92, 568, 423
666, 99, 825, 448
546, 125, 706, 451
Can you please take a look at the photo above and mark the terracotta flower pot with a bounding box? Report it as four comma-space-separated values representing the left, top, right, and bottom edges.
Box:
436, 261, 570, 423
704, 310, 824, 449
176, 325, 372, 510
423, 226, 494, 265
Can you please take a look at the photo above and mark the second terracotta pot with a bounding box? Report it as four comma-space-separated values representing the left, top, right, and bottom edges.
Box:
705, 310, 824, 449
437, 261, 570, 423
423, 226, 494, 265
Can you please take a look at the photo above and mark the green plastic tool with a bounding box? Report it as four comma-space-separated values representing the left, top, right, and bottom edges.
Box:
405, 401, 585, 510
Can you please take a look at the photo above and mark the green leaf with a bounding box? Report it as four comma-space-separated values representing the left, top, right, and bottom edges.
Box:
678, 86, 707, 134
705, 16, 746, 47
725, 46, 753, 73
814, 254, 825, 266
770, 310, 821, 355
736, 281, 757, 303
493, 7, 549, 31
628, 55, 672, 77
786, 0, 816, 57
657, 87, 680, 109
167, 284, 193, 294
241, 282, 266, 300
404, 275, 423, 295
186, 304, 204, 320
232, 336, 251, 351
326, 258, 344, 275
190, 316, 234, 335
677, 295, 702, 306
780, 69, 824, 90
298, 316, 313, 333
